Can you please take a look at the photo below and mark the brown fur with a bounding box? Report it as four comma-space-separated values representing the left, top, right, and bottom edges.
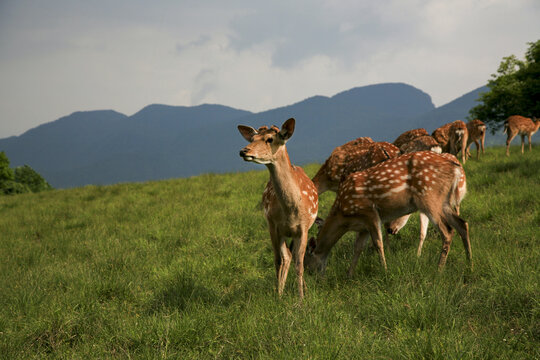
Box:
305, 151, 471, 275
466, 119, 487, 160
432, 120, 469, 163
393, 128, 429, 149
238, 118, 318, 299
399, 135, 441, 154
503, 115, 540, 155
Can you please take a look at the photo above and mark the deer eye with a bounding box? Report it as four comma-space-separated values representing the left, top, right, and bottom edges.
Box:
266, 138, 274, 144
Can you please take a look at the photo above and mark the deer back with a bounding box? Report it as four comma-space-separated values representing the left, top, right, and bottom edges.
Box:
399, 135, 441, 154
393, 128, 429, 149
334, 151, 464, 218
312, 137, 374, 193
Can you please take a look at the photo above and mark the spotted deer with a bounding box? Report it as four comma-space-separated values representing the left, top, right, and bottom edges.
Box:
466, 119, 487, 160
393, 128, 441, 154
304, 151, 471, 276
399, 135, 442, 154
432, 120, 469, 163
311, 140, 403, 249
503, 115, 540, 156
393, 128, 430, 149
238, 118, 318, 299
311, 139, 398, 194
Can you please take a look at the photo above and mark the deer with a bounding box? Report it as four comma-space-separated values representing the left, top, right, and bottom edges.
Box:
311, 140, 403, 249
304, 151, 472, 277
465, 119, 487, 160
432, 120, 469, 163
393, 128, 430, 149
503, 115, 540, 156
393, 128, 441, 154
311, 139, 398, 194
399, 135, 442, 154
238, 118, 318, 299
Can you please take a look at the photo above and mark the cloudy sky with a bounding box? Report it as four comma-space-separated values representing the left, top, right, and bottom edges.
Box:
0, 0, 538, 138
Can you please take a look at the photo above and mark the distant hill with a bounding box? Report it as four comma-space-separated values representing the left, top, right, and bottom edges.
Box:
0, 82, 509, 188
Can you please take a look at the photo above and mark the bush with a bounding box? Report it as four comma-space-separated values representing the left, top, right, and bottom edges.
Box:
14, 165, 53, 193
1, 180, 30, 195
0, 151, 53, 195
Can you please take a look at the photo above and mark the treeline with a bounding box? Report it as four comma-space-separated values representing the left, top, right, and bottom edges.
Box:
0, 151, 52, 195
469, 39, 539, 130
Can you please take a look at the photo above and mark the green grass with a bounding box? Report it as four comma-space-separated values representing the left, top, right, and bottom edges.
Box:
0, 146, 538, 359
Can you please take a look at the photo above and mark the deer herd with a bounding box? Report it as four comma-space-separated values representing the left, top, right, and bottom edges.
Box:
238, 115, 539, 299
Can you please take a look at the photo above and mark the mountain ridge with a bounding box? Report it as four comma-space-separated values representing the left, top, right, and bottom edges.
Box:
0, 83, 491, 188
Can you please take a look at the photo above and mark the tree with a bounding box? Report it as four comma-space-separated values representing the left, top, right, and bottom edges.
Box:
469, 40, 540, 132
0, 151, 15, 187
0, 152, 53, 195
14, 165, 52, 193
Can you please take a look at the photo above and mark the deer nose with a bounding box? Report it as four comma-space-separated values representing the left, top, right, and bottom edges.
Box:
239, 149, 247, 157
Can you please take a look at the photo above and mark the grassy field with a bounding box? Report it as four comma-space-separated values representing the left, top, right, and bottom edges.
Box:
0, 146, 538, 359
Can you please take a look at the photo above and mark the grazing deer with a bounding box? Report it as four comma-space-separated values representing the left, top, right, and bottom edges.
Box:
503, 115, 540, 156
238, 118, 318, 299
393, 128, 430, 149
311, 140, 403, 250
399, 135, 442, 154
311, 139, 398, 194
304, 151, 471, 276
432, 120, 469, 163
466, 119, 487, 160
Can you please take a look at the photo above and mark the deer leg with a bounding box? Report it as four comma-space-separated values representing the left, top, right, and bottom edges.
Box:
348, 230, 370, 277
417, 212, 429, 257
445, 213, 472, 269
506, 133, 516, 156
277, 241, 292, 296
270, 225, 291, 296
366, 211, 387, 271
481, 134, 485, 155
521, 135, 525, 154
422, 209, 453, 269
461, 133, 468, 163
291, 230, 308, 299
528, 134, 532, 151
465, 143, 471, 160
435, 217, 453, 270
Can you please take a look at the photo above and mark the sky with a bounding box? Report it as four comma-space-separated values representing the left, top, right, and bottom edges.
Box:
0, 0, 539, 138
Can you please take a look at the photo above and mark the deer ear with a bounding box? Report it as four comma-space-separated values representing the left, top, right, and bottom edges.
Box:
279, 118, 295, 141
238, 125, 258, 142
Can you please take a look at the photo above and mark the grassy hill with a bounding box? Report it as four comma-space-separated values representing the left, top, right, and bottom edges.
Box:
1, 146, 538, 359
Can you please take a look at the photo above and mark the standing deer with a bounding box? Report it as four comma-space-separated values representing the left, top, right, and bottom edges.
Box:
304, 151, 472, 276
432, 120, 469, 163
238, 118, 318, 299
504, 115, 540, 156
465, 119, 487, 160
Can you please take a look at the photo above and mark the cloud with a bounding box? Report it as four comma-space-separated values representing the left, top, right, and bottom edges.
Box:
0, 0, 539, 137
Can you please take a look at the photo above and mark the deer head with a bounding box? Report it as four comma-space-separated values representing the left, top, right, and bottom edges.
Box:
238, 118, 295, 165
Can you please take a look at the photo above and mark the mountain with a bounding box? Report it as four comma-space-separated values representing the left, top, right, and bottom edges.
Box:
410, 85, 488, 131
0, 82, 496, 188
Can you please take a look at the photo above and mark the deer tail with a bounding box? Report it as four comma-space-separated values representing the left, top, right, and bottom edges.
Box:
446, 165, 465, 213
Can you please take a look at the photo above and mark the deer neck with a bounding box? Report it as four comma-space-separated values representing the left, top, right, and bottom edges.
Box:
266, 147, 302, 212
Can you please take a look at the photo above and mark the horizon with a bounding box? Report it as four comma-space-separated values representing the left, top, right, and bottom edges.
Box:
0, 81, 485, 139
